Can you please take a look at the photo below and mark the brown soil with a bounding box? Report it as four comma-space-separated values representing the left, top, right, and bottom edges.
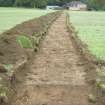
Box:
9, 13, 100, 105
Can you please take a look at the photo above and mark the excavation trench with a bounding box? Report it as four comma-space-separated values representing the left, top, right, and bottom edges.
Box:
9, 13, 97, 105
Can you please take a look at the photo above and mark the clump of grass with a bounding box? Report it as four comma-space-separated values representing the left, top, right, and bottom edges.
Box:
96, 78, 102, 87
88, 94, 96, 103
96, 78, 105, 90
88, 68, 105, 103
99, 83, 105, 90
16, 35, 33, 48
0, 92, 8, 104
95, 67, 105, 94
32, 32, 42, 52
3, 64, 13, 72
0, 78, 8, 104
3, 64, 16, 83
97, 67, 105, 76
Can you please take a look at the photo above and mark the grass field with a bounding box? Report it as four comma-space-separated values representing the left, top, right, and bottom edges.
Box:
0, 7, 53, 33
69, 11, 105, 60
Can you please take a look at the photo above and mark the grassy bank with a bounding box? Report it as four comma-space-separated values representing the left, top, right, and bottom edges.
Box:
69, 11, 105, 60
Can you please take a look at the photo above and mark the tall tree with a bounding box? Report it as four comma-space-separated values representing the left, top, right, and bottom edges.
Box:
30, 0, 48, 8
0, 0, 15, 6
86, 0, 105, 10
15, 0, 48, 8
14, 0, 31, 7
0, 0, 105, 10
48, 0, 73, 6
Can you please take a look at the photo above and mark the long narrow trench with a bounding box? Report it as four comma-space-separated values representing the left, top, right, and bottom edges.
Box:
11, 13, 95, 105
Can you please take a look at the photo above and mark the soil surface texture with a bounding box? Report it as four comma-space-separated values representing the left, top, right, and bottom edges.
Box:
10, 13, 96, 105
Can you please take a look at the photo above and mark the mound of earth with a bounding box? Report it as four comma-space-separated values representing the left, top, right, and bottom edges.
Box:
0, 11, 62, 104
0, 11, 61, 65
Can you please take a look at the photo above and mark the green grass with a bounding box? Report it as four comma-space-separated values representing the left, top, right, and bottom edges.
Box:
69, 11, 105, 60
16, 35, 33, 48
0, 7, 53, 33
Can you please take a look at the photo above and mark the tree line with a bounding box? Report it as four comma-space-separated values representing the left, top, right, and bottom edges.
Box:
0, 0, 71, 8
0, 0, 105, 10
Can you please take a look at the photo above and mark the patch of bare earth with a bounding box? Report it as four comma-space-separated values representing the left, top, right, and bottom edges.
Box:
10, 13, 96, 105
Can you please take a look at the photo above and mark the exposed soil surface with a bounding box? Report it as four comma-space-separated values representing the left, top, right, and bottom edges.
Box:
10, 13, 97, 105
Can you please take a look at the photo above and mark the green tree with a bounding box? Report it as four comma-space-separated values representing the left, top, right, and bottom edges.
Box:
0, 0, 15, 7
15, 0, 48, 8
86, 0, 105, 10
0, 0, 105, 10
48, 0, 72, 6
14, 0, 31, 7
30, 0, 48, 8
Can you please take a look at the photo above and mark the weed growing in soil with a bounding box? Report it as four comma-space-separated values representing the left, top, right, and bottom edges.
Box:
3, 64, 15, 79
32, 32, 43, 52
0, 92, 8, 104
0, 79, 8, 104
3, 64, 13, 72
32, 32, 41, 44
16, 35, 33, 48
88, 94, 96, 103
16, 34, 41, 52
96, 68, 105, 86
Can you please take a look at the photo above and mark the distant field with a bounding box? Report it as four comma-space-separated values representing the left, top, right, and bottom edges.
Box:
0, 7, 53, 33
69, 11, 105, 60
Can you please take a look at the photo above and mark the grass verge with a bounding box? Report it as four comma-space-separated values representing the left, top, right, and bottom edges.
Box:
69, 11, 105, 61
0, 7, 54, 33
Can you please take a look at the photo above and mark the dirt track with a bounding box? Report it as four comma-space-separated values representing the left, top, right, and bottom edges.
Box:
10, 13, 96, 105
